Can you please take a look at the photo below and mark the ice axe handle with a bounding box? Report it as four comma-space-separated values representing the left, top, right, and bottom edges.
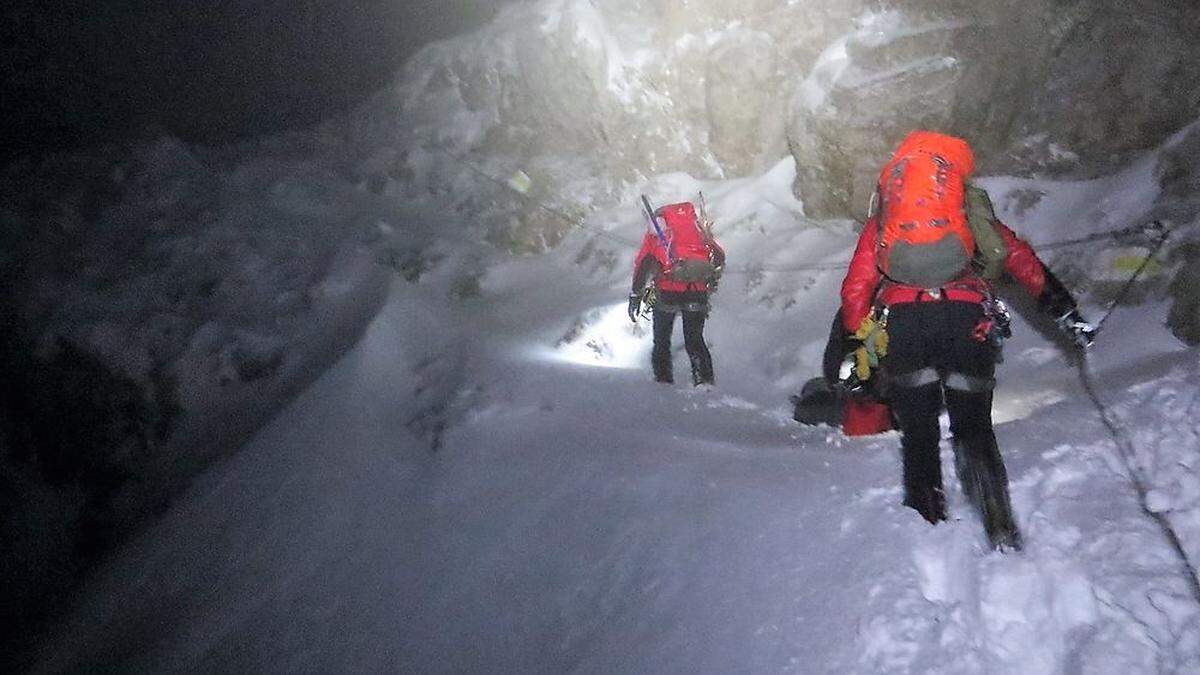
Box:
641, 195, 668, 249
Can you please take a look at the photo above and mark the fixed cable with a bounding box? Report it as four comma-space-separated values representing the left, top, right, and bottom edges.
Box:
464, 164, 1174, 276
1076, 354, 1200, 604
1071, 218, 1199, 603
1091, 220, 1172, 337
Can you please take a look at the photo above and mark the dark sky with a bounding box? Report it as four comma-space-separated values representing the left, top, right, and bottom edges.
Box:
0, 1, 505, 159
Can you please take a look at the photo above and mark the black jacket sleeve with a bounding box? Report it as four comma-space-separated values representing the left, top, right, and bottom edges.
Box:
1037, 265, 1078, 319
822, 308, 855, 383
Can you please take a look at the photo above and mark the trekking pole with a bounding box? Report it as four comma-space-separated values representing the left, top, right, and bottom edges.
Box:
1091, 220, 1172, 338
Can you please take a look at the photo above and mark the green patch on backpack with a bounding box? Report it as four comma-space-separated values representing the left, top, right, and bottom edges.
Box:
965, 184, 1008, 281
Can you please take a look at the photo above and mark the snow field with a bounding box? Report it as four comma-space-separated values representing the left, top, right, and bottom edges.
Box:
26, 142, 1200, 673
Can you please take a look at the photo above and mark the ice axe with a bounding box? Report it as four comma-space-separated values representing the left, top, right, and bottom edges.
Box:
641, 194, 669, 251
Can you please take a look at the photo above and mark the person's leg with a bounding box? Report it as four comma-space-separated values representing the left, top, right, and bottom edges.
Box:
681, 309, 713, 385
884, 303, 947, 523
941, 302, 1021, 550
651, 308, 675, 383
946, 388, 1021, 549
892, 381, 947, 523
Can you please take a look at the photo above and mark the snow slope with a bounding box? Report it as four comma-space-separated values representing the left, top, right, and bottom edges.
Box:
25, 147, 1200, 673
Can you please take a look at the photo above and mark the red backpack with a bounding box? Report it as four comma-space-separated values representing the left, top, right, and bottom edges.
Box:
876, 131, 977, 288
652, 201, 718, 283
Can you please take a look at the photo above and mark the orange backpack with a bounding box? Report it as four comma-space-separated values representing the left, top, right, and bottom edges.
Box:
876, 131, 977, 288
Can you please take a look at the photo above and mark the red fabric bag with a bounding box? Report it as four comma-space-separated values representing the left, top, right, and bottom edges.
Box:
842, 397, 894, 436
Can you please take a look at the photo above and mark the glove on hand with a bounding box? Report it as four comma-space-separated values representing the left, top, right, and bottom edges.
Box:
708, 266, 723, 293
837, 354, 867, 393
627, 292, 641, 323
1057, 310, 1097, 349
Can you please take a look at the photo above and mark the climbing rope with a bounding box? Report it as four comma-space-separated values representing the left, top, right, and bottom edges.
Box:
1070, 218, 1199, 603
1091, 220, 1172, 337
467, 165, 1199, 597
465, 163, 1176, 281
1076, 354, 1200, 604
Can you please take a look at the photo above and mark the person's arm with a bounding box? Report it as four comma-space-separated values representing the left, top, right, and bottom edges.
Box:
709, 239, 726, 270
997, 221, 1095, 346
629, 234, 661, 321
996, 221, 1046, 298
840, 218, 883, 333
631, 234, 659, 293
706, 239, 726, 291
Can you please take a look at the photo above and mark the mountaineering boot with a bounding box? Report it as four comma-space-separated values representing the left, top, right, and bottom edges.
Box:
979, 476, 1023, 551
903, 485, 947, 524
953, 437, 1022, 551
653, 361, 673, 384
689, 352, 714, 386
985, 510, 1023, 551
652, 347, 673, 383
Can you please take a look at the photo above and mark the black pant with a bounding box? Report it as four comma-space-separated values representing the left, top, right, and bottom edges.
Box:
652, 307, 713, 385
884, 301, 1019, 546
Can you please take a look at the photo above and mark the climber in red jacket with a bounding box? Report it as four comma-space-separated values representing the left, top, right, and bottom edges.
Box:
839, 130, 1095, 550
629, 200, 726, 386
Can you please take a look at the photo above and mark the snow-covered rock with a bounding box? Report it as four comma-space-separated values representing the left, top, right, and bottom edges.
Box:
0, 135, 392, 630
18, 143, 1200, 674
336, 0, 1200, 224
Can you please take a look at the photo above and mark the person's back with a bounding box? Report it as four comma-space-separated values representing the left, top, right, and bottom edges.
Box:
629, 199, 725, 386
839, 130, 1095, 550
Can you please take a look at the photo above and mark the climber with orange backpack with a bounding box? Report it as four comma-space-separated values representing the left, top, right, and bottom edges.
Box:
840, 130, 1095, 551
628, 196, 726, 386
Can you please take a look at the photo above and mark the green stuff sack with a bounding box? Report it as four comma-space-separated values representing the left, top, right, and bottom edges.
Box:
965, 184, 1008, 281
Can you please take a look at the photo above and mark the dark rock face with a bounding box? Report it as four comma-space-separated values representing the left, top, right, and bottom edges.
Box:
0, 137, 393, 651
1156, 124, 1200, 346
1003, 2, 1200, 176
1167, 244, 1200, 346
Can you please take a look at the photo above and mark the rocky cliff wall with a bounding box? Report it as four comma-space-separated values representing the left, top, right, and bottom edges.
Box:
348, 0, 1200, 226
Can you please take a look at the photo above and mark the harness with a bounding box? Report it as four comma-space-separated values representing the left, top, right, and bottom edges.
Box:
880, 285, 986, 305
876, 275, 1009, 347
874, 274, 1012, 391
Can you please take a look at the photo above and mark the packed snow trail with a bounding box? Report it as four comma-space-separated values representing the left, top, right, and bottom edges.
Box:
29, 281, 1200, 672
28, 160, 1200, 672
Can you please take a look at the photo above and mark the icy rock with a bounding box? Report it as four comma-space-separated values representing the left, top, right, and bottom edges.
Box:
1145, 489, 1173, 514
705, 28, 783, 176
783, 0, 1200, 216
346, 0, 1200, 231
1167, 242, 1200, 346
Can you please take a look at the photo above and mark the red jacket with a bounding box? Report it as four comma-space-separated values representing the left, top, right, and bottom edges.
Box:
840, 216, 1047, 332
632, 232, 726, 294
